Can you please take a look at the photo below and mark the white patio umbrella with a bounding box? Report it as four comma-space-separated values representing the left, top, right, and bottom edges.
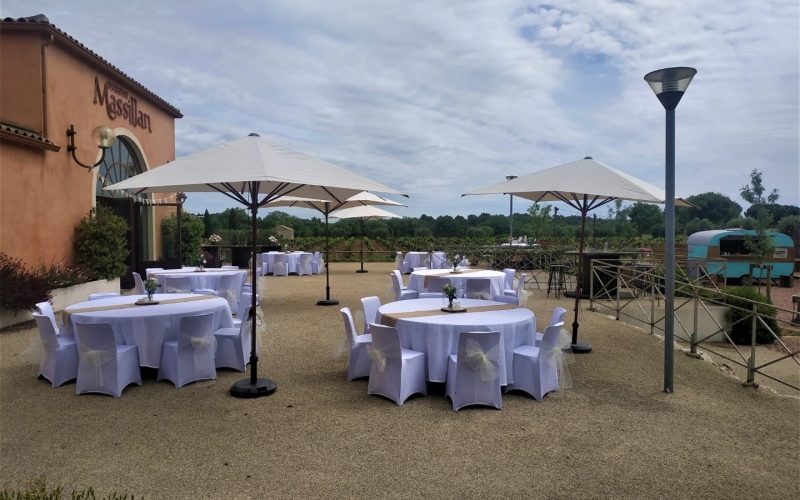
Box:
464, 156, 691, 353
329, 205, 402, 273
105, 133, 405, 398
263, 192, 404, 302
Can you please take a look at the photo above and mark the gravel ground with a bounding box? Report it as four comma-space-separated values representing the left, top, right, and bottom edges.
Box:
1, 262, 798, 499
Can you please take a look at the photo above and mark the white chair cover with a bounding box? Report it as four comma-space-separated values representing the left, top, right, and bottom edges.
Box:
75, 322, 141, 397
503, 269, 516, 294
360, 296, 381, 335
132, 272, 146, 295
465, 278, 492, 300
391, 271, 418, 301
431, 252, 448, 269
272, 254, 289, 276
215, 274, 241, 313
31, 314, 78, 387
337, 308, 372, 382
145, 268, 164, 278
215, 305, 253, 372
220, 265, 239, 270
311, 251, 324, 274
256, 253, 264, 276
535, 307, 568, 345
445, 331, 502, 411
36, 302, 64, 337
419, 253, 431, 269
395, 252, 411, 274
158, 313, 217, 388
297, 254, 313, 276
164, 276, 192, 294
89, 292, 121, 301
366, 323, 427, 406
506, 324, 571, 401
418, 277, 450, 298
492, 274, 530, 306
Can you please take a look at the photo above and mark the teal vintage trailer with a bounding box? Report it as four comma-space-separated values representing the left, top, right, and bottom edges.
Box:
687, 229, 795, 285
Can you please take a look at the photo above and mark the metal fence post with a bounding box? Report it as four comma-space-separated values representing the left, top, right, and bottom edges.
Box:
589, 259, 595, 311
686, 287, 703, 359
744, 302, 759, 387
650, 276, 656, 335
615, 265, 621, 320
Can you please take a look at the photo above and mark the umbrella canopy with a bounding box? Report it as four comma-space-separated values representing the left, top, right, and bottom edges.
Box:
263, 191, 405, 285
330, 205, 402, 273
105, 134, 405, 398
464, 156, 689, 353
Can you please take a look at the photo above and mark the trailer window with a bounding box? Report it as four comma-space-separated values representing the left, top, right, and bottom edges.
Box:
719, 236, 760, 255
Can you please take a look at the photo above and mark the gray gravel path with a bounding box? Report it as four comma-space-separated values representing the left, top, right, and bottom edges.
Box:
1, 262, 797, 499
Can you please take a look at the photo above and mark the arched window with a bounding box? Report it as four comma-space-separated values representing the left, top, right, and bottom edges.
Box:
95, 136, 147, 199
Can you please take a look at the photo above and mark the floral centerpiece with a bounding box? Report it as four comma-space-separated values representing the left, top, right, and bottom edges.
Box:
208, 234, 222, 244
268, 235, 278, 243
196, 249, 212, 269
144, 277, 160, 302
443, 283, 459, 310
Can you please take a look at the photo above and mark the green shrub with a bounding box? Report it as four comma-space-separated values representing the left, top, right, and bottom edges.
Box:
0, 477, 141, 499
724, 286, 781, 345
73, 206, 129, 280
0, 253, 52, 313
161, 212, 204, 266
36, 260, 92, 290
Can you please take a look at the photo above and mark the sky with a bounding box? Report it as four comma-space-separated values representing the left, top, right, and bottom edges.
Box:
5, 1, 798, 220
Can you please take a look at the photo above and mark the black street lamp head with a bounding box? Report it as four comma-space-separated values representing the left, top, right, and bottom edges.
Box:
644, 67, 697, 110
506, 175, 518, 181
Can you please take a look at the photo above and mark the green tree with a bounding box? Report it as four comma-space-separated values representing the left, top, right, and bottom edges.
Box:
776, 215, 800, 237
73, 206, 130, 280
203, 209, 212, 238
676, 192, 742, 230
628, 202, 663, 235
162, 211, 205, 265
684, 217, 715, 235
740, 168, 779, 205
744, 209, 776, 270
744, 203, 799, 222
525, 203, 552, 241
724, 217, 756, 230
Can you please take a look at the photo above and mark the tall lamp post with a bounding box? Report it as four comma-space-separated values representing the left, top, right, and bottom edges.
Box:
553, 206, 559, 246
506, 175, 518, 242
644, 66, 696, 394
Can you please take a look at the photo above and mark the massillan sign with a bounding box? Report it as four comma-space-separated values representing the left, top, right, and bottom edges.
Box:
93, 77, 152, 133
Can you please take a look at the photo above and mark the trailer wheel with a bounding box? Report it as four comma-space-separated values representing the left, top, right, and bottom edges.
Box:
739, 275, 751, 286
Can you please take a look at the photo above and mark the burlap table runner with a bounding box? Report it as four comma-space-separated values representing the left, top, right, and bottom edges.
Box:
422, 269, 487, 288
380, 303, 521, 328
62, 294, 219, 325
147, 269, 209, 278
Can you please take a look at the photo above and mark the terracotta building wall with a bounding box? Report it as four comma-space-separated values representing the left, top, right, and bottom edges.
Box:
0, 29, 178, 267
0, 30, 43, 132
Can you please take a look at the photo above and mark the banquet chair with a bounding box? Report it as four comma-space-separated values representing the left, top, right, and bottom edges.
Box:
215, 274, 241, 312
360, 296, 381, 335
492, 274, 527, 306
395, 252, 411, 275
465, 279, 492, 300
367, 323, 427, 406
505, 324, 562, 401
215, 305, 252, 372
74, 322, 141, 397
255, 253, 264, 276
158, 313, 217, 388
391, 271, 418, 301
418, 277, 450, 298
535, 307, 568, 346
36, 302, 65, 338
88, 292, 121, 301
419, 254, 431, 269
165, 276, 192, 294
272, 254, 289, 276
445, 331, 503, 411
340, 307, 372, 382
145, 268, 164, 279
220, 265, 239, 270
132, 272, 146, 294
503, 269, 517, 295
311, 251, 324, 274
33, 313, 78, 387
297, 254, 313, 276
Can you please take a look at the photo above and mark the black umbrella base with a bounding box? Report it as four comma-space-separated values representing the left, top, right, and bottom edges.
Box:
230, 378, 277, 398
317, 299, 340, 306
356, 270, 369, 273
571, 341, 592, 354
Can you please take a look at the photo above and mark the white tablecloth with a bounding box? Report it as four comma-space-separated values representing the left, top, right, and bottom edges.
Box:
407, 269, 506, 298
376, 298, 536, 383
149, 270, 247, 292
263, 252, 312, 274
62, 294, 233, 368
404, 252, 432, 270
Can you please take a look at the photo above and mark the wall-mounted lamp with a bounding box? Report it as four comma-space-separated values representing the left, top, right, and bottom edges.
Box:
66, 124, 116, 169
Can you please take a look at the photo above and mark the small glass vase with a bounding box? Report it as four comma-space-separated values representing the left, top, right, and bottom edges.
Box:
147, 292, 154, 302
447, 297, 454, 310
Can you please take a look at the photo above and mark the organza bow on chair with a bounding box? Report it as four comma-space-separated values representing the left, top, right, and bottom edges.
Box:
519, 289, 532, 307
183, 331, 217, 378
167, 286, 191, 293
540, 329, 575, 395
366, 340, 402, 391
20, 337, 47, 368
394, 254, 404, 270
78, 343, 114, 388
466, 290, 492, 300
273, 261, 287, 274
464, 339, 500, 382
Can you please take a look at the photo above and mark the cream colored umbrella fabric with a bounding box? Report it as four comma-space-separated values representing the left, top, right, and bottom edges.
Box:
464, 156, 689, 353
330, 206, 402, 273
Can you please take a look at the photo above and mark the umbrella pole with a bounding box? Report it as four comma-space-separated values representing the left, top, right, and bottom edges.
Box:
317, 209, 339, 305
570, 202, 592, 354
230, 184, 276, 398
356, 217, 368, 273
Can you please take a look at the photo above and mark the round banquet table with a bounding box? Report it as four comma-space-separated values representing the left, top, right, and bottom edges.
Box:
404, 252, 432, 270
61, 294, 233, 368
376, 298, 536, 384
148, 269, 247, 292
262, 252, 313, 275
408, 269, 506, 298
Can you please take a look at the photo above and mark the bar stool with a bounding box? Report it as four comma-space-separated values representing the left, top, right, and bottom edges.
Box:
547, 265, 568, 298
